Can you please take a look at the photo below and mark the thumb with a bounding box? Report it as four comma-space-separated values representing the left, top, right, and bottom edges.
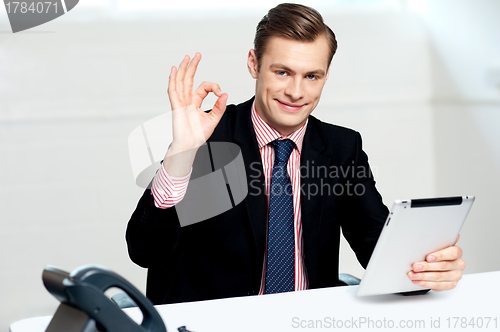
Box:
209, 93, 228, 122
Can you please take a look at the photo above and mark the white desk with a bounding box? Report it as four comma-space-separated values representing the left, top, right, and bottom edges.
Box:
10, 271, 500, 332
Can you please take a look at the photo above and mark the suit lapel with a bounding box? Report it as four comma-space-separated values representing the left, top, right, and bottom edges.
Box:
234, 98, 268, 264
300, 118, 328, 287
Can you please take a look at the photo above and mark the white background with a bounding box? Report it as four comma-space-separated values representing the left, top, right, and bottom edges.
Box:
1, 0, 500, 329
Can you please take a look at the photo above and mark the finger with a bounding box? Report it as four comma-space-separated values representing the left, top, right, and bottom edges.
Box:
184, 52, 201, 95
412, 258, 465, 272
454, 234, 460, 245
168, 66, 182, 110
194, 81, 223, 105
194, 81, 222, 98
208, 93, 228, 122
408, 270, 462, 283
176, 55, 190, 102
426, 245, 463, 263
409, 280, 458, 292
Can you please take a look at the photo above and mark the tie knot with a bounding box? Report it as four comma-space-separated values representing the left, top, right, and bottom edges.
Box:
271, 139, 295, 163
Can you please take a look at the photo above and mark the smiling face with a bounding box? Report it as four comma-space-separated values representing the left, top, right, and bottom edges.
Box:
247, 35, 331, 136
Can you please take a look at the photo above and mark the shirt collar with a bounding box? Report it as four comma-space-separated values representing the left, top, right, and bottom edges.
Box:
251, 100, 308, 153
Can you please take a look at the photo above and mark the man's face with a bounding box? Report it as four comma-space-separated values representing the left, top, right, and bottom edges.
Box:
247, 35, 331, 136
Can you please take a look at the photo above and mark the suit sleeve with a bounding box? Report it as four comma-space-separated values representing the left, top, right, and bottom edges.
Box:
340, 131, 389, 268
126, 184, 181, 268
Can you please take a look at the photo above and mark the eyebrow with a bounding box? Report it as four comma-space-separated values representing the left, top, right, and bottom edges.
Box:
269, 63, 326, 76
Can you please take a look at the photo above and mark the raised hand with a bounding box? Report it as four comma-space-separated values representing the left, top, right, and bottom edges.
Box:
168, 52, 228, 153
163, 53, 228, 177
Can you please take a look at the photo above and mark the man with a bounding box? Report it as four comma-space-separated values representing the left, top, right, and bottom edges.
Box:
127, 3, 465, 305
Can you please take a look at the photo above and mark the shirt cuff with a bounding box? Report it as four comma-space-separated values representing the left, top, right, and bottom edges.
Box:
151, 164, 192, 208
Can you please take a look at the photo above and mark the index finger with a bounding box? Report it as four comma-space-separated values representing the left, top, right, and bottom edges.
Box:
426, 245, 463, 263
194, 81, 222, 102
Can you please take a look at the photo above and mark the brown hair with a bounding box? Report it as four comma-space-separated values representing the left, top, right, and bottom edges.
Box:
254, 3, 337, 71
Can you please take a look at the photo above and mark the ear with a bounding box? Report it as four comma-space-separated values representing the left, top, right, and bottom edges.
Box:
247, 49, 259, 79
325, 62, 332, 81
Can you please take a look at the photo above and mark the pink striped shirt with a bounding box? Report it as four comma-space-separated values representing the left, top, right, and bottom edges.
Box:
151, 162, 191, 208
151, 101, 309, 293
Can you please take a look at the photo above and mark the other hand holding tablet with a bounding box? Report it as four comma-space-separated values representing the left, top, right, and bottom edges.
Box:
408, 235, 466, 291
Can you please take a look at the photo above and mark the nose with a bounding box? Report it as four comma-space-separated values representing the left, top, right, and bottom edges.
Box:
284, 77, 304, 101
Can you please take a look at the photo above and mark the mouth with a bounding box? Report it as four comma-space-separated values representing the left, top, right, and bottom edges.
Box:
276, 99, 305, 112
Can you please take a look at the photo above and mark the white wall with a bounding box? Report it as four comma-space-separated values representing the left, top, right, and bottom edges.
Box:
1, 0, 499, 329
420, 0, 500, 275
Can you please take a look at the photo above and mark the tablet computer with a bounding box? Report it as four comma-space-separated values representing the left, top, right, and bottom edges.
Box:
356, 196, 475, 296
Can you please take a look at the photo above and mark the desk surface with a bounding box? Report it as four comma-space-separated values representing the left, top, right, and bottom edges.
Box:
10, 271, 500, 332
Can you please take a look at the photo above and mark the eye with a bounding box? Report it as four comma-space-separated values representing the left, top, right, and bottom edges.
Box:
276, 71, 288, 76
307, 74, 318, 80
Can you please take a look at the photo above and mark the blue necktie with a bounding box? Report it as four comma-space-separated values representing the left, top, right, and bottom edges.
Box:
265, 138, 295, 294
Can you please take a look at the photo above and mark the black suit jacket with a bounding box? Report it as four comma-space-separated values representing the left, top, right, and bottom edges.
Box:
126, 96, 389, 305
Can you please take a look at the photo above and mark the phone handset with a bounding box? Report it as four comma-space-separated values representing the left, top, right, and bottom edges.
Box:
43, 265, 167, 332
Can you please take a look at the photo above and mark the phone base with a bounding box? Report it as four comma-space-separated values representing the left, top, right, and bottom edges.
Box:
45, 303, 102, 332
